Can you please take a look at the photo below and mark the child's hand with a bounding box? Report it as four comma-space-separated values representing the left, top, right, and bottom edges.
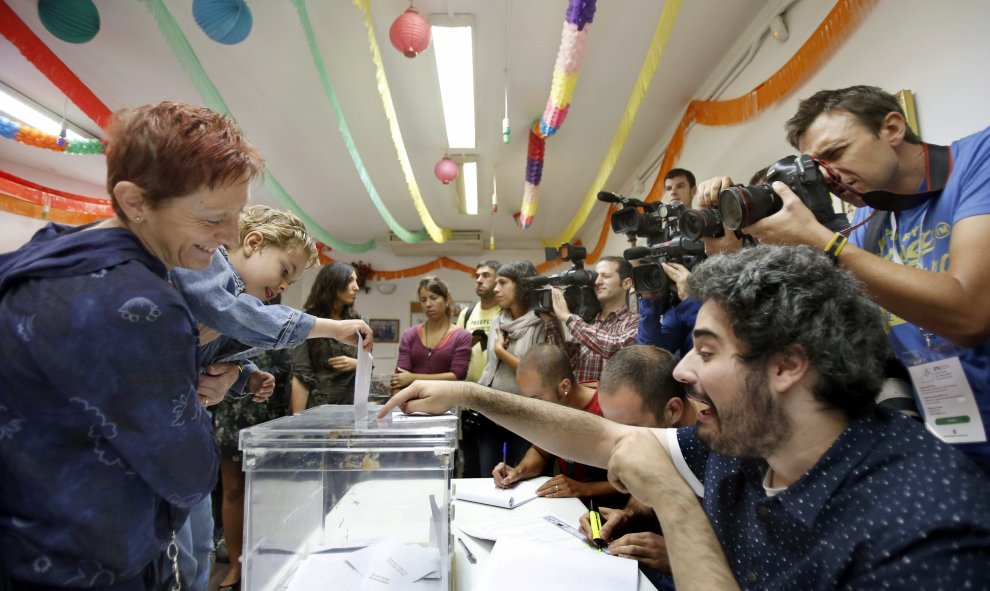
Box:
333, 319, 374, 351
248, 370, 276, 402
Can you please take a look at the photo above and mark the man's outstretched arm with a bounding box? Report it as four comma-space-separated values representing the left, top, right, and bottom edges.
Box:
378, 380, 627, 469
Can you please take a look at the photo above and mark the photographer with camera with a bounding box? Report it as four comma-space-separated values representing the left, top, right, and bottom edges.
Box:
543, 256, 639, 383
636, 261, 699, 359
694, 86, 990, 470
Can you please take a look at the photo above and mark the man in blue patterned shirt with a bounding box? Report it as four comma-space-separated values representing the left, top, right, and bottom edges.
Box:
381, 244, 990, 590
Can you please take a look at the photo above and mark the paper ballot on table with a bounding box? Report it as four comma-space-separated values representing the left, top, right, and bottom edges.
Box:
453, 476, 549, 509
354, 331, 373, 427
458, 513, 589, 546
475, 536, 637, 591
286, 540, 440, 591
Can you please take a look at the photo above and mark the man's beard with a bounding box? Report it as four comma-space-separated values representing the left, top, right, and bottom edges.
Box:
698, 368, 792, 459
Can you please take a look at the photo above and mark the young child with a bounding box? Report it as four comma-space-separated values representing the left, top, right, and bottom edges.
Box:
173, 205, 371, 590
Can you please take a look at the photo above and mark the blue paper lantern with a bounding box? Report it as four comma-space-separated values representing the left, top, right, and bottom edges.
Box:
192, 0, 253, 45
38, 0, 100, 44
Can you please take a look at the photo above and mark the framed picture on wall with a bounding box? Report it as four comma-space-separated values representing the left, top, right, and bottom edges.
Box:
410, 302, 426, 327
369, 318, 400, 343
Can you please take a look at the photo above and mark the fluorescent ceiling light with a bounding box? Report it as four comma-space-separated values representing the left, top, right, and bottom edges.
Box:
0, 86, 90, 141
431, 17, 475, 150
462, 161, 478, 215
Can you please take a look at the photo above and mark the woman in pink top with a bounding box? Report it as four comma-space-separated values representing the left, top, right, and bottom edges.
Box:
392, 276, 473, 393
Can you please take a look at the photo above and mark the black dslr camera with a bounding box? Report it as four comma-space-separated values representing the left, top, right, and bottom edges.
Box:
598, 191, 681, 244
623, 235, 705, 295
522, 243, 600, 322
718, 154, 834, 231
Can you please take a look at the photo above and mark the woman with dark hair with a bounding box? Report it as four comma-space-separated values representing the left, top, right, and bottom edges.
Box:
290, 262, 362, 410
391, 276, 472, 393
474, 260, 547, 473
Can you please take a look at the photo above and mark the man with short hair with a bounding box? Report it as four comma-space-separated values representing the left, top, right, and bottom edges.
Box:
698, 85, 990, 469
457, 260, 501, 383
664, 167, 697, 208
544, 256, 639, 383
585, 345, 696, 590
492, 344, 622, 504
456, 260, 501, 478
381, 245, 990, 590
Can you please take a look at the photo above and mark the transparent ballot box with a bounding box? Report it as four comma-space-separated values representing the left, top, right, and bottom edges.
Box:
240, 405, 457, 591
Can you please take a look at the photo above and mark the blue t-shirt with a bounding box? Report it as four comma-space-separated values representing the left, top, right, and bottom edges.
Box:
669, 407, 990, 590
847, 126, 990, 465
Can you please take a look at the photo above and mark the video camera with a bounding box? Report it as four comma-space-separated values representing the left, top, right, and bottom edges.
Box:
522, 243, 600, 322
680, 154, 835, 240
623, 235, 705, 295
597, 191, 681, 245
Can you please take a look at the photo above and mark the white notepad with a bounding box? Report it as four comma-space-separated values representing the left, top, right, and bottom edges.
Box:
453, 476, 550, 509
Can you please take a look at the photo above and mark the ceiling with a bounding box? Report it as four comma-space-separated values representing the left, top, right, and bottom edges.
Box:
0, 0, 772, 256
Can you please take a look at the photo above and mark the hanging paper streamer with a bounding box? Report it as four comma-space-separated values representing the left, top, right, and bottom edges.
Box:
0, 170, 115, 223
0, 114, 104, 154
354, 0, 452, 244
642, 0, 878, 204
292, 0, 427, 244
545, 0, 682, 246
0, 1, 113, 129
141, 0, 374, 253
517, 0, 596, 230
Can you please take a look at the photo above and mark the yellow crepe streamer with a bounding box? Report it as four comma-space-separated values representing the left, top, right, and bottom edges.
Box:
545, 0, 682, 247
354, 0, 451, 243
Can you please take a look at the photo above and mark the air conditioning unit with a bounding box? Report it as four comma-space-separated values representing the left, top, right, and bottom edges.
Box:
387, 230, 483, 256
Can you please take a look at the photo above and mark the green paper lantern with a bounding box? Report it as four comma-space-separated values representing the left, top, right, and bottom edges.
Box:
38, 0, 100, 44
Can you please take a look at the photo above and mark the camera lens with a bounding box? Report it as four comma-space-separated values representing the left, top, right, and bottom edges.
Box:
610, 207, 643, 235
680, 209, 723, 240
718, 184, 781, 230
632, 263, 669, 295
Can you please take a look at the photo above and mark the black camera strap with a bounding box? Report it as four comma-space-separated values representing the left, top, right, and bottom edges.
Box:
862, 143, 951, 255
733, 229, 757, 246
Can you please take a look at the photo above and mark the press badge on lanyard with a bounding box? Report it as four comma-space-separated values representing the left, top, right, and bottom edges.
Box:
902, 339, 986, 444
889, 213, 986, 444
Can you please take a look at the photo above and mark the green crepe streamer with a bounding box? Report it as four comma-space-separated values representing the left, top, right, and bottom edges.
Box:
292, 0, 426, 244
141, 0, 375, 253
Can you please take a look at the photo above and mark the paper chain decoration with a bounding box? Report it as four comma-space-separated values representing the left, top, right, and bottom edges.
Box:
0, 114, 104, 154
517, 0, 596, 229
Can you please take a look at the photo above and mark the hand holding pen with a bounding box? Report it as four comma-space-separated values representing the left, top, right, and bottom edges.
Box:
493, 441, 515, 488
491, 461, 520, 488
588, 500, 606, 551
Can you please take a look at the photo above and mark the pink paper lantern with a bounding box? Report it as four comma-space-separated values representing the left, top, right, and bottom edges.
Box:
434, 157, 458, 185
389, 6, 431, 58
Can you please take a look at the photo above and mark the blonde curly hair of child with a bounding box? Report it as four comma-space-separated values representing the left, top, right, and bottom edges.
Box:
237, 205, 319, 268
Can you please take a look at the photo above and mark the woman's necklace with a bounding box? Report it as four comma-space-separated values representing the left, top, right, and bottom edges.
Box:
424, 322, 451, 357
